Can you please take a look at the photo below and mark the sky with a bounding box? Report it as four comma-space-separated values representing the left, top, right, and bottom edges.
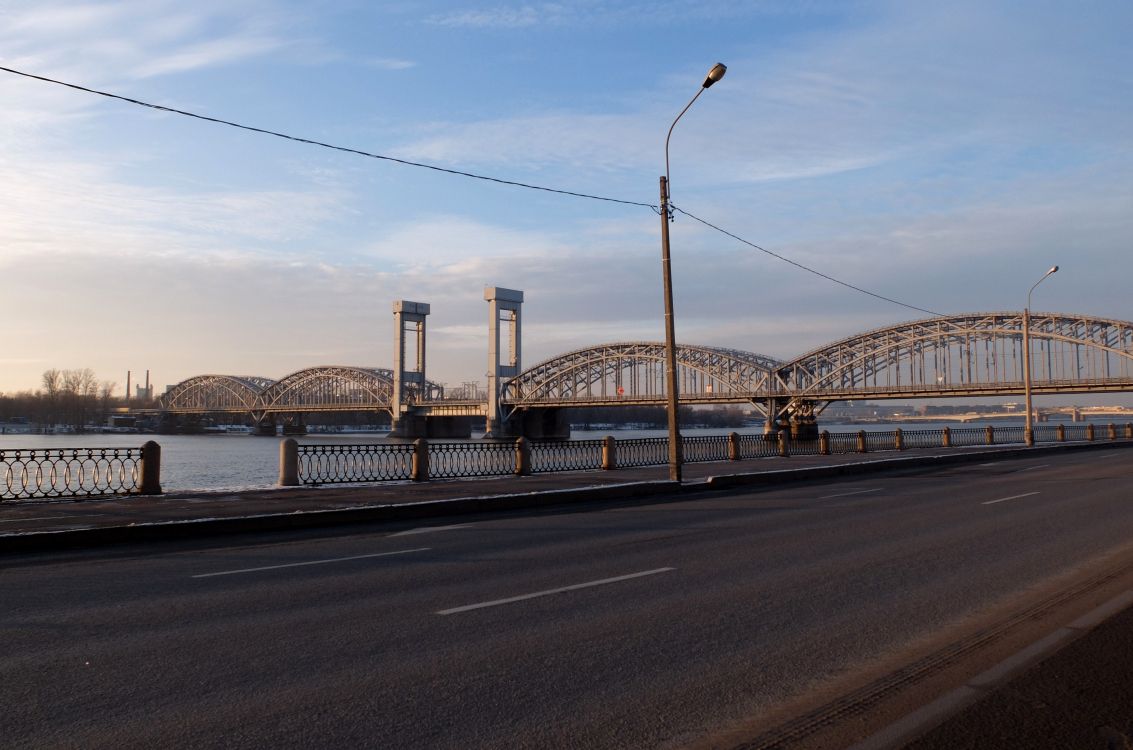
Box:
2, 0, 1131, 396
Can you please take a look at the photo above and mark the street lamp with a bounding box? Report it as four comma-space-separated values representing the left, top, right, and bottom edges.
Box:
1024, 265, 1059, 446
659, 62, 726, 482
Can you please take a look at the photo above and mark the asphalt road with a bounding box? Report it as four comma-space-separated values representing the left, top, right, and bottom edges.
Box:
5, 448, 1133, 749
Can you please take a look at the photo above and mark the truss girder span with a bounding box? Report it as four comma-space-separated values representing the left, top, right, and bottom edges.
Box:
158, 374, 270, 412
160, 366, 446, 414
780, 312, 1133, 400
503, 342, 782, 404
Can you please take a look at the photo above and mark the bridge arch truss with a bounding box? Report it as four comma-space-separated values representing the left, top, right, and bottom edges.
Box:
778, 312, 1133, 401
503, 342, 782, 406
159, 366, 445, 416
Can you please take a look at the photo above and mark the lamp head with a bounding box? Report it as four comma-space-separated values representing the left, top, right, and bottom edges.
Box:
1048, 265, 1059, 275
702, 63, 727, 88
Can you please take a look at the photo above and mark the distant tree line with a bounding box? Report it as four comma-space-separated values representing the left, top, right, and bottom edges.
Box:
0, 369, 137, 431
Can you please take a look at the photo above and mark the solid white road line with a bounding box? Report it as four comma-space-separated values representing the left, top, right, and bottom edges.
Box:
192, 547, 430, 578
389, 524, 471, 537
982, 491, 1040, 506
436, 567, 676, 615
818, 488, 883, 500
1014, 464, 1050, 472
0, 516, 64, 523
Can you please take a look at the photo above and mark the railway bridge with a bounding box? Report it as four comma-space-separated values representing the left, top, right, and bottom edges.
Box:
157, 287, 1133, 438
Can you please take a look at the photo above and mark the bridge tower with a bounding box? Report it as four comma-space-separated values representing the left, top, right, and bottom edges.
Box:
485, 287, 523, 438
391, 300, 430, 435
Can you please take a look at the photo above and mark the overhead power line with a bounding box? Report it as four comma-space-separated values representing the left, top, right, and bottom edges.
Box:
1, 64, 941, 317
671, 205, 943, 316
0, 65, 654, 210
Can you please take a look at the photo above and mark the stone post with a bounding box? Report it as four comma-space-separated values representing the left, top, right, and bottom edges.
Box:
602, 436, 617, 470
411, 438, 429, 481
1087, 424, 1095, 442
279, 438, 299, 487
139, 440, 162, 495
1125, 423, 1132, 440
894, 428, 904, 451
819, 431, 830, 455
777, 430, 789, 457
943, 427, 952, 448
727, 432, 740, 461
515, 437, 531, 476
1108, 423, 1117, 441
1057, 424, 1066, 442
857, 430, 867, 453
985, 425, 995, 445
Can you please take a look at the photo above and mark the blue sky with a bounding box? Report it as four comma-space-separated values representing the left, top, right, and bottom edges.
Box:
2, 0, 1131, 395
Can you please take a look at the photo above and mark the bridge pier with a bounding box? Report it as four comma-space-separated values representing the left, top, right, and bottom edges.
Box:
389, 414, 474, 439
253, 419, 277, 436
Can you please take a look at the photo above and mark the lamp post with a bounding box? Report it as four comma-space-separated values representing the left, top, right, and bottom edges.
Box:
660, 62, 726, 482
1024, 265, 1059, 446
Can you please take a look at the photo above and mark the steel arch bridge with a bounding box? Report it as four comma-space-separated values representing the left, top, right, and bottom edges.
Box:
159, 366, 444, 417
156, 312, 1133, 430
503, 342, 782, 406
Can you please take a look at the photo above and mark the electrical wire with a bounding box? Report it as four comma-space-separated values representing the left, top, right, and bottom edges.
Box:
0, 65, 656, 210
2, 64, 942, 316
671, 204, 943, 316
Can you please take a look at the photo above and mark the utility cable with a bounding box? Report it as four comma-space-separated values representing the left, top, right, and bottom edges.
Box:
671, 204, 943, 316
0, 65, 656, 210
3, 64, 941, 316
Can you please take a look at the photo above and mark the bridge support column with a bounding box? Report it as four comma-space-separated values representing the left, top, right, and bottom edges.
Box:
764, 399, 784, 436
484, 287, 523, 438
389, 414, 473, 439
253, 417, 277, 436
391, 300, 430, 436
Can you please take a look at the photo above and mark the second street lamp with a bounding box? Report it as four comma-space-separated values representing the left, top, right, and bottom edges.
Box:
1024, 265, 1059, 447
659, 62, 726, 482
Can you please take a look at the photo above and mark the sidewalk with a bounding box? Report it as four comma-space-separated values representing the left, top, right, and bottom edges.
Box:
2, 441, 1126, 553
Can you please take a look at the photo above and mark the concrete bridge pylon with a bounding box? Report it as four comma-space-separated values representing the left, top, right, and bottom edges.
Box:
390, 300, 430, 437
485, 287, 523, 438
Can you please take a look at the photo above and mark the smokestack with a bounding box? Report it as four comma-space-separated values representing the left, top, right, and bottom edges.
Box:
145, 370, 150, 398
126, 371, 132, 403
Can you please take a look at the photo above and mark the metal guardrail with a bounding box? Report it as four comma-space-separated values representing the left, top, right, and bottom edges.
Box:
616, 438, 669, 469
1, 446, 150, 501
297, 444, 414, 484
531, 440, 605, 473
429, 441, 515, 479
683, 435, 730, 463
279, 423, 1133, 486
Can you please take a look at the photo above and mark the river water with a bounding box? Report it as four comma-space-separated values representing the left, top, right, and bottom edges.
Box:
0, 421, 1117, 493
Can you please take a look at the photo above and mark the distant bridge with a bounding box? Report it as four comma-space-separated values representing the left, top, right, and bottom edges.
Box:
156, 294, 1133, 437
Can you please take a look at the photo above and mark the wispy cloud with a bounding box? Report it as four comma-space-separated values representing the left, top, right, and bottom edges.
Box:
367, 57, 417, 70
426, 1, 841, 29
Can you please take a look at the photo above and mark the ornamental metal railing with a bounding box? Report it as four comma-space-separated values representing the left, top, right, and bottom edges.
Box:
615, 438, 669, 468
428, 441, 515, 479
736, 434, 780, 459
1, 445, 160, 501
683, 435, 730, 464
531, 440, 605, 473
297, 444, 414, 484
279, 423, 1133, 486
